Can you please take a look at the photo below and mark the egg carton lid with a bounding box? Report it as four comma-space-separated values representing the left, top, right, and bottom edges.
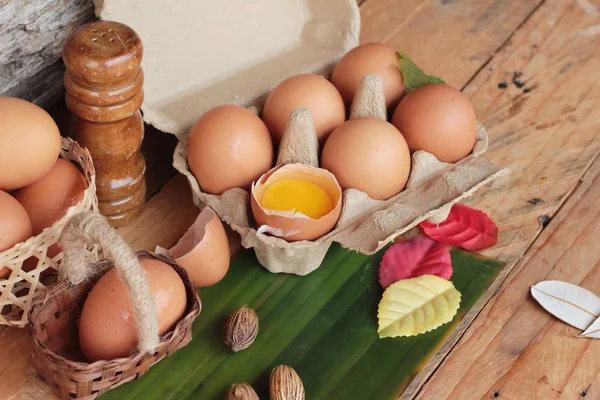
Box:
94, 0, 360, 137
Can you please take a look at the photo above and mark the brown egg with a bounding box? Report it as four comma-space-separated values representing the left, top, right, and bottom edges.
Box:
262, 74, 346, 145
78, 257, 187, 362
13, 158, 87, 236
0, 190, 33, 278
166, 207, 230, 288
250, 163, 342, 242
331, 43, 406, 111
321, 117, 411, 200
0, 96, 62, 190
187, 105, 274, 195
391, 83, 477, 163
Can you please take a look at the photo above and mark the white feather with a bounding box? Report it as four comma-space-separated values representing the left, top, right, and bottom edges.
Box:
580, 316, 600, 338
530, 280, 600, 331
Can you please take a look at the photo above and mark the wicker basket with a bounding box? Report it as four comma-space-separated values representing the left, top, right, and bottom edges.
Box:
28, 212, 201, 400
0, 137, 99, 327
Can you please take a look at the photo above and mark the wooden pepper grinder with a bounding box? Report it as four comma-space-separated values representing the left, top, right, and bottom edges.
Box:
62, 21, 146, 227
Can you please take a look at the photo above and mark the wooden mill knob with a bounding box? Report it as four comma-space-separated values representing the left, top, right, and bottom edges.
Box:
62, 21, 146, 227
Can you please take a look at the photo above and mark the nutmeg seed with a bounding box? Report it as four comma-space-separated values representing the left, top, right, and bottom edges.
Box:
223, 305, 259, 352
227, 382, 259, 400
269, 365, 305, 400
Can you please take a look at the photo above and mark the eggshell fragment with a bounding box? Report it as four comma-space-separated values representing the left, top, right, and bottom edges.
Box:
251, 163, 342, 242
156, 207, 230, 288
78, 257, 187, 362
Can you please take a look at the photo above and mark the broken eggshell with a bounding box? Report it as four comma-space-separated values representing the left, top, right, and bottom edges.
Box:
250, 163, 342, 242
241, 109, 337, 275
156, 207, 230, 288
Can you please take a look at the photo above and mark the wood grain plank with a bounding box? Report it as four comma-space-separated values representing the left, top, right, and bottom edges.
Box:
416, 0, 600, 396
391, 0, 600, 397
483, 313, 599, 399
360, 0, 544, 90
557, 345, 600, 400
0, 325, 56, 400
463, 0, 600, 265
419, 96, 600, 400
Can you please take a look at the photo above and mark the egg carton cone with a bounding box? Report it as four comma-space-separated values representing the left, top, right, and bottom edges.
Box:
172, 75, 508, 275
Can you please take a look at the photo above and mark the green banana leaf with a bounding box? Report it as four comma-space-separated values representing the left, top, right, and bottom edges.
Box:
103, 243, 503, 399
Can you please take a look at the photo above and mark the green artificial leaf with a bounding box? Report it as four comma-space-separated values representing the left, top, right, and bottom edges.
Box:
398, 51, 445, 92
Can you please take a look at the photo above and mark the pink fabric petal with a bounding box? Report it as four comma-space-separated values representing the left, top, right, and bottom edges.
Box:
379, 237, 452, 289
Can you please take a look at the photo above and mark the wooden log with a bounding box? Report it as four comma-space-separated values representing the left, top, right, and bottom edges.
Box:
0, 0, 94, 108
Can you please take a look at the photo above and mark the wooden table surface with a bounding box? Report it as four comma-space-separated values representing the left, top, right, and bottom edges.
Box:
2, 0, 600, 398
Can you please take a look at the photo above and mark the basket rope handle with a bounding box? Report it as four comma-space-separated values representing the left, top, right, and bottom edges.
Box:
59, 212, 160, 355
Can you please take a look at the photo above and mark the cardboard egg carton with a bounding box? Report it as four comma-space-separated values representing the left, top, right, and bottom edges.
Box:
171, 76, 505, 275
96, 0, 507, 275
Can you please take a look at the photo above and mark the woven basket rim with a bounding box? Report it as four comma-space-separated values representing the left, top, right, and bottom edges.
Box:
28, 250, 201, 369
0, 137, 97, 261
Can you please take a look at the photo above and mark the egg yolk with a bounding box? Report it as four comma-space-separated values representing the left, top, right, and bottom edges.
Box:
261, 179, 333, 219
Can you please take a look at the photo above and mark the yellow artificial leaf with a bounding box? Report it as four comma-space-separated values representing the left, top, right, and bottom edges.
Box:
377, 274, 461, 338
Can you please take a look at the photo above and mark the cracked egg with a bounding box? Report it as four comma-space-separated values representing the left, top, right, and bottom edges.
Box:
250, 163, 342, 242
